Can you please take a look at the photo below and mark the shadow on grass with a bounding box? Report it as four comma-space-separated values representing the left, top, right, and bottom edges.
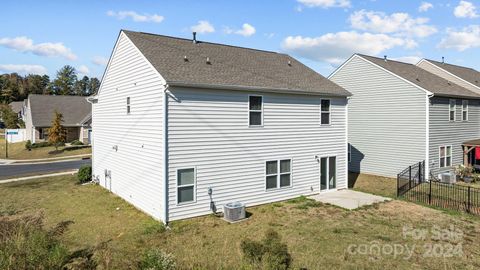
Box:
348, 171, 360, 189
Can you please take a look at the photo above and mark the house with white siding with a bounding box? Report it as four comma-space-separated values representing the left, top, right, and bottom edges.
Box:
330, 54, 480, 179
90, 30, 351, 223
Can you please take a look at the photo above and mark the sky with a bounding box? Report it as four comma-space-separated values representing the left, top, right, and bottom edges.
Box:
1, 0, 479, 79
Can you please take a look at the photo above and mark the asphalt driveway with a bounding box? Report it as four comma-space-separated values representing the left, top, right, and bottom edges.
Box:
0, 159, 91, 179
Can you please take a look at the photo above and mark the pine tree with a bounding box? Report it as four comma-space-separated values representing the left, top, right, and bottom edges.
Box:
48, 110, 66, 150
52, 65, 77, 95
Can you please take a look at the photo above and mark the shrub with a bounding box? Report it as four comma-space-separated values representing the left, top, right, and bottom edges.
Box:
77, 165, 92, 184
25, 140, 32, 150
241, 229, 291, 270
31, 141, 52, 148
70, 140, 84, 146
139, 248, 176, 270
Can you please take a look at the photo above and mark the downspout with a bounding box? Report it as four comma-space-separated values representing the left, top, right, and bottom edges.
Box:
162, 84, 169, 224
426, 93, 434, 180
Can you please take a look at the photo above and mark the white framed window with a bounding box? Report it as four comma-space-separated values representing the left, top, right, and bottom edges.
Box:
177, 168, 196, 204
462, 100, 468, 121
439, 146, 452, 168
449, 99, 456, 121
265, 159, 292, 190
320, 99, 331, 125
127, 97, 131, 114
249, 95, 263, 126
348, 143, 352, 163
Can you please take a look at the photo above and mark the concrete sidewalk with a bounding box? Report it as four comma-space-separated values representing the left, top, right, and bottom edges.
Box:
310, 190, 391, 210
0, 154, 91, 165
0, 170, 78, 184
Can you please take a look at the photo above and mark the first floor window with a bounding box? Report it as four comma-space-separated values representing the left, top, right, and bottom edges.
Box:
320, 99, 331, 125
177, 168, 195, 203
266, 159, 291, 189
439, 146, 452, 168
449, 99, 456, 121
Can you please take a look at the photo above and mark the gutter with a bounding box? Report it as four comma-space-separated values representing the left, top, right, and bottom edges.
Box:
167, 81, 352, 97
162, 84, 169, 224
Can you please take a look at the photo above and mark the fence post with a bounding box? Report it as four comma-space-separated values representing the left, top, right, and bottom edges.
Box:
467, 186, 471, 213
409, 166, 412, 189
419, 162, 422, 182
429, 178, 432, 204
397, 174, 399, 197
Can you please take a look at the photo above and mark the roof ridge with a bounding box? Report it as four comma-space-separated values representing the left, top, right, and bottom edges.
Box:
122, 29, 284, 55
425, 58, 479, 72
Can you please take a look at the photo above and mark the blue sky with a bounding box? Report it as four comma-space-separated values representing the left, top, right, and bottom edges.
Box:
1, 0, 479, 79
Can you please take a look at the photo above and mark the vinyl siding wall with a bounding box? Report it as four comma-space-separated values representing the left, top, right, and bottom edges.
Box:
167, 87, 347, 221
429, 97, 480, 175
330, 56, 427, 177
92, 32, 165, 220
417, 61, 480, 94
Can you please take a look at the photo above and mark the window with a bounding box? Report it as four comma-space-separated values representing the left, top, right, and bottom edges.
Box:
320, 99, 331, 125
127, 97, 131, 114
249, 95, 263, 126
39, 128, 49, 140
449, 99, 456, 121
266, 159, 291, 190
439, 146, 452, 168
320, 156, 336, 190
177, 168, 195, 204
462, 100, 468, 121
348, 143, 351, 163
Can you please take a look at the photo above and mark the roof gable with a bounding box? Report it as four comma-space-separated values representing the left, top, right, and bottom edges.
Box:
357, 54, 480, 99
421, 59, 480, 90
28, 94, 91, 127
122, 30, 350, 97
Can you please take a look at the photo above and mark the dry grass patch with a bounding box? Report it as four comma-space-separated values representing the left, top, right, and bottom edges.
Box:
0, 138, 91, 160
1, 176, 480, 269
350, 172, 397, 197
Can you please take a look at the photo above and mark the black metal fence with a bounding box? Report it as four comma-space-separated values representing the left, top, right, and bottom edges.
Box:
397, 161, 425, 196
397, 163, 480, 215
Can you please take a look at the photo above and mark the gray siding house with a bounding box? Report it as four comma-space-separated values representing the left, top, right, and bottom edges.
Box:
330, 54, 480, 178
91, 30, 351, 223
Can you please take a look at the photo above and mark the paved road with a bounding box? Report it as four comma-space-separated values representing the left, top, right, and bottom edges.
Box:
0, 159, 91, 179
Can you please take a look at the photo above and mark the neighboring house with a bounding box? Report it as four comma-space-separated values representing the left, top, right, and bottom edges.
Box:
90, 30, 351, 223
25, 94, 92, 144
417, 59, 480, 94
9, 101, 25, 121
330, 54, 480, 178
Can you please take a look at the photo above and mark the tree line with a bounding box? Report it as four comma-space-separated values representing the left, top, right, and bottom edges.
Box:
0, 65, 100, 104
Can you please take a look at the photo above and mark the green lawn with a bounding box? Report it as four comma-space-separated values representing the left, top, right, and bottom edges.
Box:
1, 175, 480, 269
0, 138, 91, 160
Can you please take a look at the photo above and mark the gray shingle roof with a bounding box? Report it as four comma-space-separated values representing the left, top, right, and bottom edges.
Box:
123, 30, 350, 97
358, 54, 480, 99
424, 59, 480, 89
28, 94, 91, 127
9, 101, 23, 113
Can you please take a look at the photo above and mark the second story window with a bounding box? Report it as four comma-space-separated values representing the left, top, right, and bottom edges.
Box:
462, 100, 468, 121
320, 99, 331, 125
127, 97, 131, 114
249, 95, 263, 126
449, 99, 456, 121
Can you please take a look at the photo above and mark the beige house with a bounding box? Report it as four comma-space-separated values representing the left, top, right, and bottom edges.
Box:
24, 94, 92, 144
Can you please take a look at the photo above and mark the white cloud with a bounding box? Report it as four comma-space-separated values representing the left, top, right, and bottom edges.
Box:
0, 36, 77, 60
190, 20, 215, 34
297, 0, 351, 8
419, 2, 433, 12
390, 56, 422, 64
0, 64, 47, 75
282, 32, 412, 65
107, 10, 164, 23
77, 65, 90, 76
237, 23, 256, 36
349, 10, 437, 37
438, 25, 480, 51
454, 1, 479, 18
92, 56, 108, 66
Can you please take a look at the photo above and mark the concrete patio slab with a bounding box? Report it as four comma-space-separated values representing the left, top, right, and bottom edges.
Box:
310, 190, 391, 210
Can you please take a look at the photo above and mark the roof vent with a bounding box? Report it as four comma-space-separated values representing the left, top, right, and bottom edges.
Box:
288, 60, 292, 66
184, 55, 188, 62
192, 32, 197, 44
384, 55, 387, 62
442, 56, 445, 64
206, 57, 211, 65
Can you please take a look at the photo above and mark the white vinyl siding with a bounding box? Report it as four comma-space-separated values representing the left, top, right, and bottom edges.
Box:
92, 32, 165, 220
330, 55, 427, 177
167, 87, 347, 221
126, 97, 131, 114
